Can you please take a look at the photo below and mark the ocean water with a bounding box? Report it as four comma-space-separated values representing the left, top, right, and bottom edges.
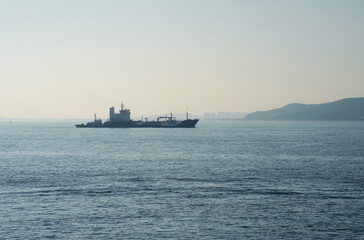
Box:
0, 120, 363, 239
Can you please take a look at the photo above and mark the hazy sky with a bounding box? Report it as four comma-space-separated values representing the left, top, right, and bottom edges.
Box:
1, 0, 363, 119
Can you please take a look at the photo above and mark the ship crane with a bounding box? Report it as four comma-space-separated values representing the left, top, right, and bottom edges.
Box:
157, 113, 176, 123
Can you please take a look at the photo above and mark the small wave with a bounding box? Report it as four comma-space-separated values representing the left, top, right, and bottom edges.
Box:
86, 189, 113, 195
264, 190, 303, 195
324, 194, 360, 200
165, 177, 253, 183
226, 188, 303, 196
0, 187, 118, 197
0, 189, 58, 196
119, 177, 146, 182
166, 177, 206, 182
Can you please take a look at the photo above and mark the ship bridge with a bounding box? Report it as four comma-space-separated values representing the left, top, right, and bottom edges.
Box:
109, 102, 131, 122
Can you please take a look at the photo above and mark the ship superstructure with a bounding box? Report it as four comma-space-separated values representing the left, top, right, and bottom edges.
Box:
76, 102, 199, 128
109, 102, 131, 122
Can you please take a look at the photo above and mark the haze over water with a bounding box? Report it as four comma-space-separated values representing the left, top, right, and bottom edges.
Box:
1, 120, 363, 239
1, 0, 364, 118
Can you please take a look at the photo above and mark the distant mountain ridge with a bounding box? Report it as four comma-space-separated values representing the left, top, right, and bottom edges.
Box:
244, 98, 364, 121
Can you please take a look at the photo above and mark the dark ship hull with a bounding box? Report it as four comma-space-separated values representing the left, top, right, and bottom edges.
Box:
76, 119, 199, 128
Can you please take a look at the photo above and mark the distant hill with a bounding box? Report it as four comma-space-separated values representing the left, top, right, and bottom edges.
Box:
244, 98, 364, 121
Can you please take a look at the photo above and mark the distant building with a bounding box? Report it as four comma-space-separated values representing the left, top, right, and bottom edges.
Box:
203, 112, 246, 119
217, 112, 247, 119
203, 112, 217, 118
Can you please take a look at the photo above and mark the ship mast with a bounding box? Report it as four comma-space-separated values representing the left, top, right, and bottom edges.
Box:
186, 106, 188, 120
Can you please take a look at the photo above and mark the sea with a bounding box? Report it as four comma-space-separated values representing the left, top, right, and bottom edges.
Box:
0, 120, 363, 239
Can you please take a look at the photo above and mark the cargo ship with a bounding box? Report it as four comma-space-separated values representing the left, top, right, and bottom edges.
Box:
75, 102, 199, 128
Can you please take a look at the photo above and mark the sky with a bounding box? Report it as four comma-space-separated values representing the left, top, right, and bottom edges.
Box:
1, 0, 363, 119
